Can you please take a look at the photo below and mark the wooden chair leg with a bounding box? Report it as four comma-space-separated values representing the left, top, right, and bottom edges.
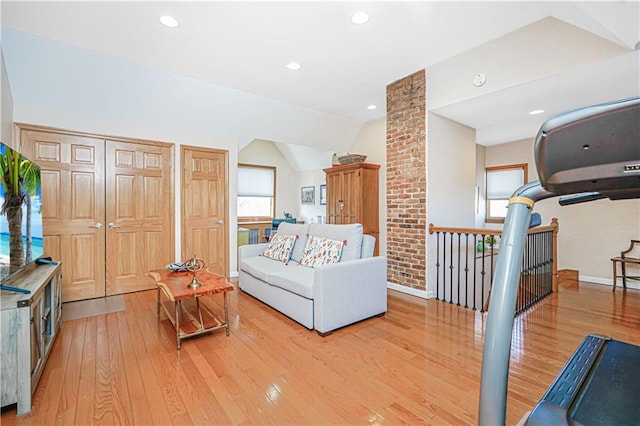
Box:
612, 260, 617, 293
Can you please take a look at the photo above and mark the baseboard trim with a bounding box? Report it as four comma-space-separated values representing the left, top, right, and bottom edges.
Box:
558, 269, 579, 281
387, 282, 432, 299
580, 274, 640, 290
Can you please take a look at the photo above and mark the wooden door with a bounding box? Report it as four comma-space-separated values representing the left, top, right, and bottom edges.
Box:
105, 140, 174, 295
21, 131, 106, 302
181, 146, 228, 277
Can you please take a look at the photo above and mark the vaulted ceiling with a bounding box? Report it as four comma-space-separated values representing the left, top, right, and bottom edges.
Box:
2, 1, 639, 147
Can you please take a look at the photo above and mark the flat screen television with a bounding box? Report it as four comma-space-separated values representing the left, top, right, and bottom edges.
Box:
0, 142, 44, 283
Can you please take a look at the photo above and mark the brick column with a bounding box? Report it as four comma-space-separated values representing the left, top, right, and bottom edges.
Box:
386, 69, 426, 291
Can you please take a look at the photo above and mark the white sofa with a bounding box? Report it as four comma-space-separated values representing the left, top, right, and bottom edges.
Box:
238, 222, 387, 335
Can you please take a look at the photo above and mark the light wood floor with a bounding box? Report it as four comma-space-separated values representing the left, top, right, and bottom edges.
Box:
2, 280, 639, 425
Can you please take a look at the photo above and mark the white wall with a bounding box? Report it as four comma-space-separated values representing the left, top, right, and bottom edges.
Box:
2, 28, 366, 276
485, 138, 640, 286
426, 113, 477, 297
298, 169, 329, 224
346, 117, 387, 256
1, 45, 13, 145
238, 140, 301, 220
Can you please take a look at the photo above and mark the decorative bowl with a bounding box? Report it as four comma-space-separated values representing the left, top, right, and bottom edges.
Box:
338, 153, 367, 165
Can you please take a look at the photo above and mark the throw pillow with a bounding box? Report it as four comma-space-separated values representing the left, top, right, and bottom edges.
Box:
299, 235, 345, 267
262, 234, 297, 263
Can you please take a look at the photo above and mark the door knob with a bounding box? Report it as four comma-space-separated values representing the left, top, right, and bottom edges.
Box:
108, 223, 119, 229
218, 220, 224, 225
89, 223, 102, 229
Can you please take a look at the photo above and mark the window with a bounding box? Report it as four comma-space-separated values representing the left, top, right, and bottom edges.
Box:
238, 164, 276, 221
485, 163, 527, 223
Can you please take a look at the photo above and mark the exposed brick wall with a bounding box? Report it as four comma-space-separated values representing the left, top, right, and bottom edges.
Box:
386, 70, 426, 290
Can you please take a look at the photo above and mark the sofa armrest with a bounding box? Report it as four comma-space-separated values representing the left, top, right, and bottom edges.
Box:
313, 256, 387, 334
238, 243, 269, 262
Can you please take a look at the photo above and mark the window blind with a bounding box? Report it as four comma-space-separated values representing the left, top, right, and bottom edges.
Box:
238, 166, 274, 197
487, 168, 524, 199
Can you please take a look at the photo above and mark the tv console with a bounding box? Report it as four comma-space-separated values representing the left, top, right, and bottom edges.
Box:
1, 260, 62, 415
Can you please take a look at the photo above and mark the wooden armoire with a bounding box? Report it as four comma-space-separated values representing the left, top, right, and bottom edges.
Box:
323, 162, 379, 255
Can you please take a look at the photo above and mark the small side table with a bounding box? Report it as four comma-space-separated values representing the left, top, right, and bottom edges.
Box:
149, 268, 234, 349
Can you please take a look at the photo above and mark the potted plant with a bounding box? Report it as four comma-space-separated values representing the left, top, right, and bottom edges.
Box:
485, 235, 499, 248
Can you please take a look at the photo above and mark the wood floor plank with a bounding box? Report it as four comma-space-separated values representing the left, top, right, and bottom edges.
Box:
94, 315, 115, 425
54, 320, 86, 425
105, 314, 134, 425
121, 292, 174, 426
113, 311, 151, 425
74, 317, 97, 425
2, 281, 639, 425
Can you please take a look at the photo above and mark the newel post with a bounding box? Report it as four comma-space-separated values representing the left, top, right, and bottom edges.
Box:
551, 218, 559, 293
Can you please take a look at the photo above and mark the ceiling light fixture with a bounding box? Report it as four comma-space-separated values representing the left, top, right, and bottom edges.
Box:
351, 11, 369, 25
529, 109, 545, 115
160, 15, 179, 28
285, 62, 301, 71
367, 105, 377, 110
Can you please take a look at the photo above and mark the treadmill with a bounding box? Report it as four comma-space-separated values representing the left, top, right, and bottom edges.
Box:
478, 97, 640, 425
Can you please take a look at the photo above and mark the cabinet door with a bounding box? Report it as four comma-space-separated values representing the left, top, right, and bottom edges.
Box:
326, 172, 342, 224
340, 169, 360, 224
30, 298, 43, 380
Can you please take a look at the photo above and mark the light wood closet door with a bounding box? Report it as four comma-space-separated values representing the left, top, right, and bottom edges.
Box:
181, 146, 228, 277
21, 130, 106, 302
105, 140, 174, 295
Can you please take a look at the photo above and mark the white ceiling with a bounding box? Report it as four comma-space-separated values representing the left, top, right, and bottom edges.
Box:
1, 1, 639, 146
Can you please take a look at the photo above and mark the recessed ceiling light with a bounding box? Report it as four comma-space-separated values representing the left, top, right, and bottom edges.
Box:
160, 15, 179, 28
529, 109, 545, 115
367, 105, 377, 110
285, 62, 301, 71
351, 11, 369, 25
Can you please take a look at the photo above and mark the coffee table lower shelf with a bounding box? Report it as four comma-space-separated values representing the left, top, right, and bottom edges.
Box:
157, 292, 229, 350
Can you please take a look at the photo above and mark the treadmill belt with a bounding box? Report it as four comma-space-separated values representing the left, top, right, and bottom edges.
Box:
529, 336, 640, 425
571, 339, 640, 425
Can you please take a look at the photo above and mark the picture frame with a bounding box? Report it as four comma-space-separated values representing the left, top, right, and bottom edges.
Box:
320, 184, 327, 205
301, 186, 315, 205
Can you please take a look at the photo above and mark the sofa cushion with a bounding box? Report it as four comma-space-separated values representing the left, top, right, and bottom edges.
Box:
240, 256, 289, 282
299, 235, 344, 267
266, 263, 315, 299
361, 235, 375, 258
307, 223, 364, 262
275, 222, 310, 263
263, 234, 297, 263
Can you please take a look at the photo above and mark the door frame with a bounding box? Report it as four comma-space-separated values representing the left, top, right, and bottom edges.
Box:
180, 144, 229, 278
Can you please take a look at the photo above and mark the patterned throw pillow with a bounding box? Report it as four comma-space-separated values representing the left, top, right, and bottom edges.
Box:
299, 235, 345, 267
262, 234, 297, 263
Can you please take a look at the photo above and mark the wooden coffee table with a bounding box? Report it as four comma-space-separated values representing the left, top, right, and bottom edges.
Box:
149, 268, 234, 349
